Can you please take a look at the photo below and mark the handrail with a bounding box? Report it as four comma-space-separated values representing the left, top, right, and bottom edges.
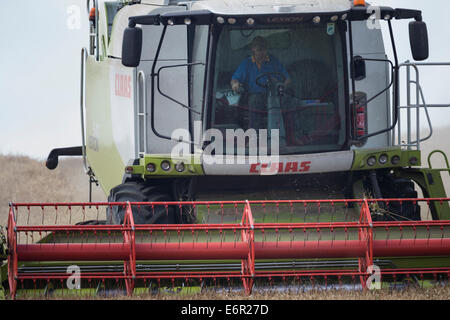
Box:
80, 47, 88, 173
428, 150, 450, 170
137, 70, 147, 155
397, 61, 450, 150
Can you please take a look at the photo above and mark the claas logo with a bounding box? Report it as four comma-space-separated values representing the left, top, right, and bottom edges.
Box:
250, 161, 311, 174
115, 73, 132, 98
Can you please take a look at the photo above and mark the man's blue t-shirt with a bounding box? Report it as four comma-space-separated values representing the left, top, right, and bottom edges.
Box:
231, 55, 290, 94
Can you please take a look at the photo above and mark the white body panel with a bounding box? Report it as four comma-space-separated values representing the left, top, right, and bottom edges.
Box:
109, 60, 136, 163
191, 0, 351, 15
202, 150, 354, 175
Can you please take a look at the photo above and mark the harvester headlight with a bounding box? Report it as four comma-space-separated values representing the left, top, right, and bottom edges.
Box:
409, 157, 419, 166
379, 154, 388, 165
161, 160, 171, 171
184, 18, 192, 25
391, 155, 401, 165
367, 156, 377, 166
341, 13, 348, 20
247, 18, 255, 26
125, 166, 134, 174
146, 163, 156, 173
175, 161, 185, 173
167, 19, 174, 26
330, 15, 338, 22
217, 16, 225, 24
384, 14, 391, 20
228, 18, 237, 24
312, 16, 321, 24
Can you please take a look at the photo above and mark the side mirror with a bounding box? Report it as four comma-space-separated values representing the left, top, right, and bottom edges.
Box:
409, 21, 429, 61
351, 56, 366, 81
122, 27, 142, 67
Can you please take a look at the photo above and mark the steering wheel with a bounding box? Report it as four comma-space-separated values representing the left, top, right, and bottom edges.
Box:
255, 72, 287, 89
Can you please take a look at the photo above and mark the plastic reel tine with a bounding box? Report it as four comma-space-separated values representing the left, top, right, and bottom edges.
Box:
41, 206, 45, 225
289, 228, 293, 247
82, 205, 87, 223
54, 205, 58, 225
179, 203, 183, 223
262, 202, 266, 223
330, 201, 335, 222
206, 202, 211, 223
344, 201, 349, 221
331, 226, 335, 245
317, 202, 321, 222
165, 203, 169, 219
276, 202, 280, 222
303, 202, 308, 222
26, 206, 31, 226
289, 201, 294, 223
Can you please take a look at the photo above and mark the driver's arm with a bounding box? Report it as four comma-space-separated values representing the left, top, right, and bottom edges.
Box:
231, 58, 249, 93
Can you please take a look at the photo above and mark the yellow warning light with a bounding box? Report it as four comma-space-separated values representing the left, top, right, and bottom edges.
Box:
353, 0, 366, 6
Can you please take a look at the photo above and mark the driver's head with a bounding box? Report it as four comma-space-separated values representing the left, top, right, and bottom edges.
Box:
250, 36, 268, 64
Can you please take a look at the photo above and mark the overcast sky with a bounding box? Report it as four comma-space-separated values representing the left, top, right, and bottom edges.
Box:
1, 0, 449, 160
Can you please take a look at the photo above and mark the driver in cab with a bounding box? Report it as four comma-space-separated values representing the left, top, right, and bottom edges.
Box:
230, 36, 291, 130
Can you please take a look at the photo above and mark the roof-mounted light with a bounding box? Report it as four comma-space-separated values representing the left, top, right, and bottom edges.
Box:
312, 16, 321, 24
217, 16, 225, 24
247, 18, 255, 26
89, 8, 96, 22
353, 0, 366, 6
228, 18, 237, 24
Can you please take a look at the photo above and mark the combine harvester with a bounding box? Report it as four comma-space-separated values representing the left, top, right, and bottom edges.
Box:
2, 0, 450, 298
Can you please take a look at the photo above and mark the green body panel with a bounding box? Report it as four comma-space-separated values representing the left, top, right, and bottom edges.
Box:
394, 167, 450, 219
127, 154, 204, 177
85, 56, 132, 195
352, 147, 421, 171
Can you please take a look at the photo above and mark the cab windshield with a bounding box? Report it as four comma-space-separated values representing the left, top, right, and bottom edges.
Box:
209, 23, 348, 154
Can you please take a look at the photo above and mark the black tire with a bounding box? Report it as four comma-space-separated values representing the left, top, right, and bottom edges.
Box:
106, 181, 178, 225
376, 174, 421, 221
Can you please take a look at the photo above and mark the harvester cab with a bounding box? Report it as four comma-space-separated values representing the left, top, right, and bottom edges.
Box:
3, 0, 450, 299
